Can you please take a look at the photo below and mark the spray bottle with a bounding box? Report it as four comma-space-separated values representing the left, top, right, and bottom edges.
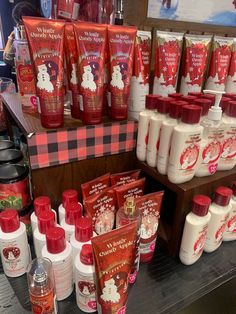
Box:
195, 90, 225, 177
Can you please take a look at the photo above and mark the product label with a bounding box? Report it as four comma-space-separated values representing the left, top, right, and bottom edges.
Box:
154, 32, 183, 96
52, 254, 73, 300
57, 0, 79, 19
220, 126, 236, 167
206, 37, 233, 90
226, 41, 236, 92
76, 273, 96, 312
110, 170, 141, 187
180, 35, 211, 95
30, 290, 56, 314
0, 177, 30, 210
0, 232, 30, 276
81, 174, 110, 200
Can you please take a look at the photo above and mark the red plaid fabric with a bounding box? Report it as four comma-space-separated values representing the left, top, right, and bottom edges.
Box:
28, 120, 137, 169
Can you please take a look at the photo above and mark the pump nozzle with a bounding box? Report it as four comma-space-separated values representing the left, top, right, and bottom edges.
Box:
203, 89, 225, 121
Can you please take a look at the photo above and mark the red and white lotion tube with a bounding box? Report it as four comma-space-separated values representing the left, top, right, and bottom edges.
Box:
153, 31, 183, 96
180, 34, 212, 95
226, 39, 236, 93
23, 17, 66, 129
73, 22, 107, 125
108, 25, 137, 120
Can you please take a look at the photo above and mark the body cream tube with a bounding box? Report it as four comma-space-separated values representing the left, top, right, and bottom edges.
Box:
108, 25, 137, 120
23, 17, 65, 129
73, 22, 107, 125
91, 222, 137, 314
153, 31, 183, 96
65, 23, 80, 119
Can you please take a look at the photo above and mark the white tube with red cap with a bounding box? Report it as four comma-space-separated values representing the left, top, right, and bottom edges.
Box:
223, 181, 236, 241
60, 203, 82, 242
58, 189, 79, 224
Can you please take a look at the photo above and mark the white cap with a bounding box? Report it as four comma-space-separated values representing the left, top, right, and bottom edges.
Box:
203, 89, 225, 121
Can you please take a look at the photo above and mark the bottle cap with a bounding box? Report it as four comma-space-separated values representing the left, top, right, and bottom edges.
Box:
145, 94, 161, 110
46, 227, 66, 254
194, 99, 212, 116
232, 182, 236, 197
181, 95, 197, 104
168, 93, 183, 99
34, 196, 51, 216
124, 196, 136, 216
169, 101, 183, 119
0, 209, 20, 233
65, 202, 82, 225
188, 92, 203, 97
38, 210, 55, 235
224, 93, 236, 100
75, 217, 93, 242
226, 101, 236, 118
214, 186, 232, 206
62, 189, 78, 208
202, 94, 215, 106
192, 195, 211, 216
157, 97, 172, 114
220, 97, 230, 112
181, 105, 202, 124
80, 244, 93, 266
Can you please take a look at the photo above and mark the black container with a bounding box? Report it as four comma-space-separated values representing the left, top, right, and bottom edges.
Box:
0, 149, 23, 165
0, 140, 14, 151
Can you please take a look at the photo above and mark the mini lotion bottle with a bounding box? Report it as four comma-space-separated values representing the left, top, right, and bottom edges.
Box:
204, 186, 232, 253
42, 226, 73, 301
31, 196, 56, 233
75, 244, 97, 313
167, 105, 203, 184
58, 189, 79, 224
60, 203, 82, 242
136, 95, 159, 162
223, 181, 236, 241
33, 210, 56, 258
0, 209, 30, 277
179, 195, 211, 265
146, 97, 171, 167
157, 100, 184, 175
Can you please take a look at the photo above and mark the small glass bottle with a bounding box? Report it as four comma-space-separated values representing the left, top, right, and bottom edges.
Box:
27, 257, 57, 314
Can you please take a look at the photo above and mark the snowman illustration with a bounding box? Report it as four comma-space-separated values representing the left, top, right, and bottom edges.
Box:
37, 64, 54, 92
111, 65, 124, 90
81, 65, 96, 91
100, 278, 120, 303
70, 63, 78, 85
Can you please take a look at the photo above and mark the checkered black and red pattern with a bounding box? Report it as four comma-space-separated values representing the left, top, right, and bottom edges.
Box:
28, 120, 137, 169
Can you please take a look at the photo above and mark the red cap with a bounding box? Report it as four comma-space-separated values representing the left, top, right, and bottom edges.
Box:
38, 210, 55, 235
65, 203, 82, 225
214, 186, 232, 206
62, 189, 78, 208
220, 97, 230, 112
192, 195, 211, 216
157, 97, 172, 114
75, 217, 93, 242
0, 210, 20, 233
181, 105, 202, 124
80, 244, 93, 265
34, 196, 51, 216
46, 227, 66, 254
194, 99, 212, 116
145, 94, 161, 110
232, 182, 236, 197
202, 94, 215, 106
168, 93, 183, 99
188, 92, 203, 97
181, 95, 197, 104
224, 93, 236, 100
225, 101, 236, 118
169, 101, 183, 119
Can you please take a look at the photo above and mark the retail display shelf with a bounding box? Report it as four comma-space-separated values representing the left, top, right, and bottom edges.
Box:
1, 241, 235, 314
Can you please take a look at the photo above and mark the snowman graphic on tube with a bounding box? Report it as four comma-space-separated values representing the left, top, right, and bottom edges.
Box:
111, 64, 125, 90
81, 64, 97, 91
37, 63, 54, 92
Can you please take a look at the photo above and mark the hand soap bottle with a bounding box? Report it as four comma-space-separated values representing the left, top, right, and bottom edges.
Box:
195, 90, 225, 177
204, 186, 232, 253
58, 189, 79, 224
179, 194, 211, 265
60, 203, 82, 242
223, 181, 236, 241
167, 104, 203, 184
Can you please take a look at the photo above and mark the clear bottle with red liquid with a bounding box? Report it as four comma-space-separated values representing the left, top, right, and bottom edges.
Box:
27, 257, 57, 314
